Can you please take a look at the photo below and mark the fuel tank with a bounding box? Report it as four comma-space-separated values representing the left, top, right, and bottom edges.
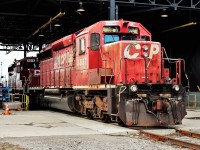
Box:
43, 95, 76, 112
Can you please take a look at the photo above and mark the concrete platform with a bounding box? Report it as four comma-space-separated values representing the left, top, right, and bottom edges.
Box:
141, 109, 200, 135
171, 109, 200, 133
0, 110, 138, 138
0, 109, 199, 138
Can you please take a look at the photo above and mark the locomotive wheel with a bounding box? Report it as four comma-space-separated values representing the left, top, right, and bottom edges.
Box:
102, 114, 110, 123
86, 111, 94, 120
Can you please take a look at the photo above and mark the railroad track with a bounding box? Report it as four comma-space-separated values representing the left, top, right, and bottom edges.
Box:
48, 108, 200, 150
140, 129, 200, 150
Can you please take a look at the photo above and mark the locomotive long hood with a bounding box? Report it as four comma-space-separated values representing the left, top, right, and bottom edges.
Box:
102, 41, 162, 84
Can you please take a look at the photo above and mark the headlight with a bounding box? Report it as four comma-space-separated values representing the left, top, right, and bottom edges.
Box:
143, 52, 148, 57
143, 45, 148, 51
130, 85, 138, 92
173, 85, 180, 91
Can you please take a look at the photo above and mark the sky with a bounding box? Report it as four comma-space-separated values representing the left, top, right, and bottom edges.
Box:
0, 51, 38, 83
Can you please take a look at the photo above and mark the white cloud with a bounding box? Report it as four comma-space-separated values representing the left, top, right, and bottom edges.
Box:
0, 51, 38, 82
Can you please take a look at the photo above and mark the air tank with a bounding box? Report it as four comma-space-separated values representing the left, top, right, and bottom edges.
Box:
43, 95, 77, 112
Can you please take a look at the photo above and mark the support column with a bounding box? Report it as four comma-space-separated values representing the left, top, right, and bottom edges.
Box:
109, 0, 116, 20
116, 4, 118, 20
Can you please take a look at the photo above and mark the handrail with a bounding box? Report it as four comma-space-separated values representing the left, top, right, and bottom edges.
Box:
187, 94, 197, 109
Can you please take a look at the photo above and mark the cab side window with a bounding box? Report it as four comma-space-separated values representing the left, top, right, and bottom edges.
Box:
90, 33, 100, 50
79, 38, 85, 54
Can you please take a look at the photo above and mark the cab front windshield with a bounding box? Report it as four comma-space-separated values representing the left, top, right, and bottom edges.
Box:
104, 34, 137, 44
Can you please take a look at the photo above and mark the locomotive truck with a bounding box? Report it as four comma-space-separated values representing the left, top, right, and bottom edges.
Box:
8, 19, 189, 126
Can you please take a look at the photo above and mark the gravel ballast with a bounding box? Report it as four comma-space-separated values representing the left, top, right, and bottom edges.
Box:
0, 134, 188, 150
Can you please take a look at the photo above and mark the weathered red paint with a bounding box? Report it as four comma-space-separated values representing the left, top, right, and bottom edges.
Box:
39, 20, 165, 87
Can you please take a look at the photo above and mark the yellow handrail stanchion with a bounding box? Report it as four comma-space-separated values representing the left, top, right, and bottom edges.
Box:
188, 94, 197, 109
26, 95, 29, 110
8, 93, 28, 111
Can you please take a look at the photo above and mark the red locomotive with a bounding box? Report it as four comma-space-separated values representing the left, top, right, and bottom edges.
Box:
8, 57, 40, 92
9, 19, 189, 126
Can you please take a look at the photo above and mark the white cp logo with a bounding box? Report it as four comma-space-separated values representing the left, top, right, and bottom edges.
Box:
124, 43, 160, 59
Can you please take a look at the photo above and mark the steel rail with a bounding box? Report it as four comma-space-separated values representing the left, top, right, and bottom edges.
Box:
140, 130, 200, 150
176, 129, 200, 139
